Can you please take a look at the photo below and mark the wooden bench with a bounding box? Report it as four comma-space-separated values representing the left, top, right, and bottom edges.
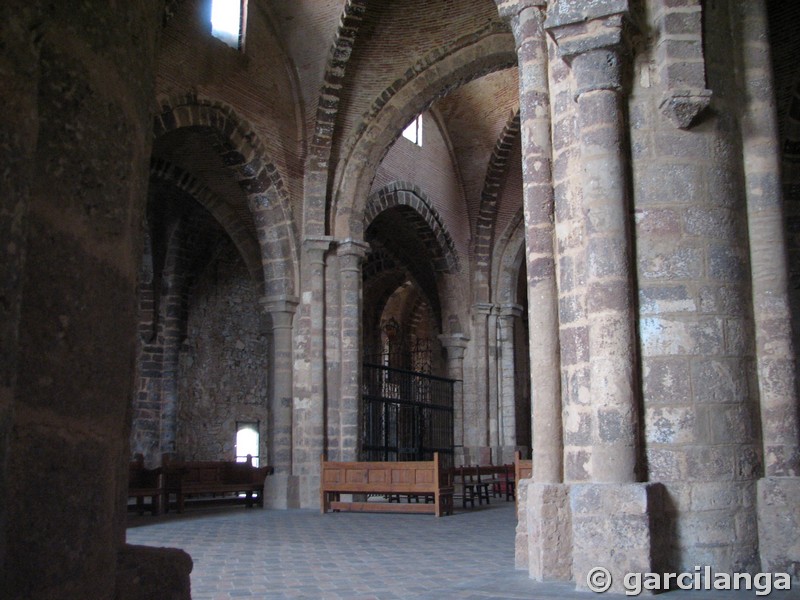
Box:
483, 463, 515, 501
128, 454, 162, 515
451, 464, 514, 508
162, 455, 273, 513
320, 453, 454, 517
514, 451, 533, 510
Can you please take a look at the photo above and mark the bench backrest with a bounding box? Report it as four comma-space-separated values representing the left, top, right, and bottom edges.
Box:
129, 455, 161, 489
162, 457, 273, 488
321, 453, 448, 494
514, 450, 532, 482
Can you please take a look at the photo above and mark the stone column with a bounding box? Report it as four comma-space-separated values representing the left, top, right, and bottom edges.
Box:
261, 296, 298, 509
487, 306, 500, 454
547, 3, 659, 593
336, 239, 369, 462
470, 303, 494, 463
497, 0, 569, 582
497, 304, 523, 458
2, 3, 191, 597
547, 3, 639, 485
294, 237, 332, 508
439, 333, 469, 464
498, 0, 564, 485
736, 0, 800, 582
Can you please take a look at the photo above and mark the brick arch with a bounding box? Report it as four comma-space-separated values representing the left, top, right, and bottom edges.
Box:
365, 182, 460, 273
153, 93, 298, 298
304, 0, 370, 238
472, 111, 521, 304
149, 158, 264, 289
329, 32, 516, 240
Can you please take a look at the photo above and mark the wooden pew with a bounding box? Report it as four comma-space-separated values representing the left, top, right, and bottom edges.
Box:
162, 455, 273, 513
320, 453, 454, 517
128, 453, 162, 515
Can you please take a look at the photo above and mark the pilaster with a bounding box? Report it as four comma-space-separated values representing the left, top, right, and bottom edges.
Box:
336, 239, 369, 462
439, 333, 469, 456
294, 236, 333, 508
260, 295, 299, 509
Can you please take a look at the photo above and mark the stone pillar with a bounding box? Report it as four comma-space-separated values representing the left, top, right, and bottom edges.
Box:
0, 2, 39, 590
487, 306, 500, 454
2, 3, 175, 597
497, 304, 523, 460
336, 239, 369, 462
470, 303, 494, 463
498, 0, 570, 582
294, 237, 332, 508
439, 333, 469, 463
499, 0, 564, 485
261, 296, 298, 509
547, 3, 639, 485
547, 4, 658, 593
736, 0, 800, 582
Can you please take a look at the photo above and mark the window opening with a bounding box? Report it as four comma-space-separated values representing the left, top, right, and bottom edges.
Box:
235, 421, 259, 466
402, 115, 423, 146
211, 0, 246, 50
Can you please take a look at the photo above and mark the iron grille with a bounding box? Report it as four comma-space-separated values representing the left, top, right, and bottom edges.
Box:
361, 363, 454, 470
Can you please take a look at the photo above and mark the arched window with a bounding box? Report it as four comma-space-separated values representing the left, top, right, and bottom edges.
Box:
235, 421, 259, 466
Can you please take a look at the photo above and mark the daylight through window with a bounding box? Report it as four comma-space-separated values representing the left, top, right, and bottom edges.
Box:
211, 0, 245, 49
402, 115, 423, 146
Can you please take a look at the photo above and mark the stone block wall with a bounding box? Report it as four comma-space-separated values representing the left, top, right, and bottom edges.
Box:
177, 243, 269, 461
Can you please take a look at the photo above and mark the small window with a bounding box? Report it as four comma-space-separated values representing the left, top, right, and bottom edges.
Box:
235, 421, 259, 466
211, 0, 246, 50
402, 115, 423, 146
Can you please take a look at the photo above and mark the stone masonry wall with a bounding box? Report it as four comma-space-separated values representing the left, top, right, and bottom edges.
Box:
176, 243, 269, 461
632, 0, 760, 573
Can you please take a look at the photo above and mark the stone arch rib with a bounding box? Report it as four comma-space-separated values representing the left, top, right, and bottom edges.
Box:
472, 110, 521, 303
306, 0, 369, 238
365, 182, 461, 274
153, 94, 298, 298
148, 158, 264, 288
330, 32, 516, 240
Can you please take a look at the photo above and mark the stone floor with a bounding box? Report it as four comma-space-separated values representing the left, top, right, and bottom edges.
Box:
126, 500, 799, 600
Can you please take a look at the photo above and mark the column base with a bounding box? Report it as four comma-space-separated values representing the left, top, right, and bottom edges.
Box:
525, 482, 572, 580
297, 473, 321, 509
571, 482, 664, 594
757, 477, 800, 584
264, 473, 300, 509
116, 544, 192, 600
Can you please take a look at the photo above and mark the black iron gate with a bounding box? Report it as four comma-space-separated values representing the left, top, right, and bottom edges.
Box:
362, 363, 454, 469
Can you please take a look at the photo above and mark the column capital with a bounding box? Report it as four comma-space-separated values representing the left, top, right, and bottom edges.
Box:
302, 236, 334, 260
438, 333, 470, 350
495, 0, 547, 22
335, 238, 370, 260
473, 302, 496, 316
498, 303, 525, 318
260, 295, 300, 315
545, 2, 630, 94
